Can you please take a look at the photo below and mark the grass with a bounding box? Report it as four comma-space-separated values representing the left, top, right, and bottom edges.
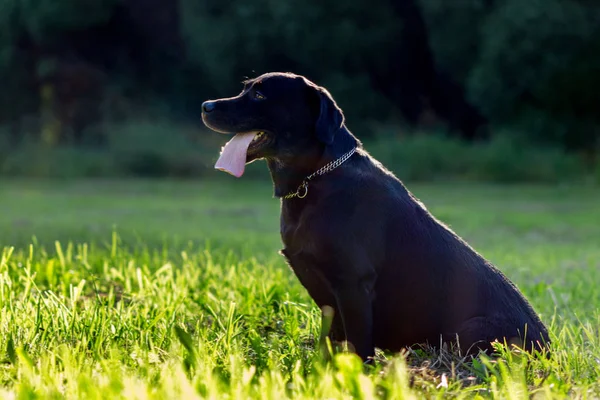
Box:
0, 178, 599, 399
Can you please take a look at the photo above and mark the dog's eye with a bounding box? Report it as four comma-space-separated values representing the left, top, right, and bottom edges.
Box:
253, 91, 266, 100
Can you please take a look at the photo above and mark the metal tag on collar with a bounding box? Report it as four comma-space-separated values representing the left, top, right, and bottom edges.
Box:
296, 181, 309, 199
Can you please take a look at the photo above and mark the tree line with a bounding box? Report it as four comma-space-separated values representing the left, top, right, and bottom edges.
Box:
0, 0, 598, 156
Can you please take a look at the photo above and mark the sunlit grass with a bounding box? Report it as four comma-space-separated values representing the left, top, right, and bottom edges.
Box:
0, 180, 599, 398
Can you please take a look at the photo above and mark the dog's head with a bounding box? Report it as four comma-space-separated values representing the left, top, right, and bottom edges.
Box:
201, 72, 354, 177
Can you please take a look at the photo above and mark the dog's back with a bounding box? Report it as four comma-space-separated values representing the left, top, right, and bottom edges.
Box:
327, 149, 550, 354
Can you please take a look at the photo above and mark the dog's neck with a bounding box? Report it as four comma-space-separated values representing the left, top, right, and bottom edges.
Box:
268, 126, 359, 198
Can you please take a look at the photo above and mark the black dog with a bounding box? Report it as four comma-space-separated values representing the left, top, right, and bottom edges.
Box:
201, 72, 550, 360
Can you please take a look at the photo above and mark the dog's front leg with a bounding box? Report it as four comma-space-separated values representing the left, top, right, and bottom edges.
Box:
331, 280, 375, 361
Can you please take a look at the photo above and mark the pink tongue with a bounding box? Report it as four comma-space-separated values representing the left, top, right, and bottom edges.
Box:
215, 132, 258, 177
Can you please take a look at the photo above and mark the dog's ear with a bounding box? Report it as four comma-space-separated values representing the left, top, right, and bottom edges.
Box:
315, 88, 345, 145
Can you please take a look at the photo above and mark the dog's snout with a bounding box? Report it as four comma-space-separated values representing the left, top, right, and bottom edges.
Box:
202, 101, 216, 113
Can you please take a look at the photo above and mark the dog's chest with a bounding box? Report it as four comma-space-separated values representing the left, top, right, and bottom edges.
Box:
280, 203, 302, 245
279, 202, 319, 254
280, 216, 304, 255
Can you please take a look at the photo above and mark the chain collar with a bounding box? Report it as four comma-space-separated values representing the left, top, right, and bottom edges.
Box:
282, 147, 357, 199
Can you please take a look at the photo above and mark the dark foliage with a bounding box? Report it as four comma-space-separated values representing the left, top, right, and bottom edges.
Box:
0, 0, 598, 176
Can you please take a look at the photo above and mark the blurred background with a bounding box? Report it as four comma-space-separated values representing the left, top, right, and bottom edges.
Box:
0, 0, 599, 183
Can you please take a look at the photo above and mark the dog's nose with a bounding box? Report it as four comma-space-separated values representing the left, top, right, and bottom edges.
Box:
202, 101, 215, 113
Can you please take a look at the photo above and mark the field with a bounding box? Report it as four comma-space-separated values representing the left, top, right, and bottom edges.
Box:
0, 179, 599, 399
